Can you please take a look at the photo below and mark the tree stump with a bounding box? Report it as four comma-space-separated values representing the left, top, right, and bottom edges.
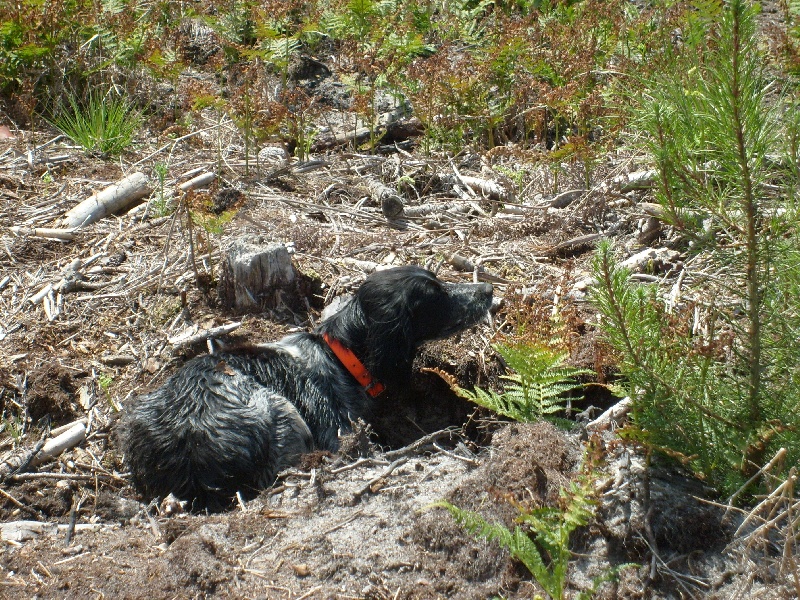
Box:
218, 238, 297, 312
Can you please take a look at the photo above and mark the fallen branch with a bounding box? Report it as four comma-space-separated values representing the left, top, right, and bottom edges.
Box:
403, 201, 478, 219
614, 169, 657, 192
30, 422, 86, 467
438, 174, 510, 202
365, 177, 405, 219
549, 233, 602, 257
179, 172, 215, 192
1, 520, 102, 543
8, 226, 78, 241
0, 422, 87, 481
62, 172, 151, 228
383, 429, 460, 460
586, 397, 633, 433
168, 321, 242, 347
311, 112, 419, 151
549, 189, 586, 209
446, 253, 512, 284
352, 457, 408, 502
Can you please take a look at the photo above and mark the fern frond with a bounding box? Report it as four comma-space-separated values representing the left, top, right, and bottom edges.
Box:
433, 501, 561, 598
420, 367, 460, 390
457, 342, 589, 424
433, 463, 624, 599
261, 36, 301, 64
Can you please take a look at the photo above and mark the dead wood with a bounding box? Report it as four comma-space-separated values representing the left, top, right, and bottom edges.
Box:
168, 321, 242, 347
1, 521, 103, 543
550, 188, 586, 208
62, 172, 151, 228
8, 226, 78, 241
615, 169, 657, 191
402, 201, 477, 219
218, 239, 297, 311
311, 112, 419, 152
0, 422, 86, 482
619, 247, 681, 274
352, 457, 408, 503
438, 174, 510, 202
586, 397, 633, 433
446, 253, 511, 284
30, 422, 86, 467
549, 233, 603, 256
178, 172, 215, 192
365, 177, 405, 219
382, 429, 461, 461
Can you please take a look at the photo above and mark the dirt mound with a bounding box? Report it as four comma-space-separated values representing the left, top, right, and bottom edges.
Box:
0, 422, 575, 599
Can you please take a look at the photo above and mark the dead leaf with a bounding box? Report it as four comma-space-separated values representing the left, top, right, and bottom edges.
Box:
214, 360, 236, 376
292, 563, 310, 577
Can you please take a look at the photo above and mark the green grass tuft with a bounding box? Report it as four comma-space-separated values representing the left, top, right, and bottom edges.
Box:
52, 91, 142, 157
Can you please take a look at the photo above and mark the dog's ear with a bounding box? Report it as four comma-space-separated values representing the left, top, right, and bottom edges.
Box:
363, 299, 415, 385
321, 267, 438, 386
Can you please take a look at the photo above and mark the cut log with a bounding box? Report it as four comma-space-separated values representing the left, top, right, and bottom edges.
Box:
62, 172, 151, 228
218, 239, 298, 312
179, 171, 215, 192
365, 178, 405, 219
30, 422, 86, 467
550, 188, 586, 209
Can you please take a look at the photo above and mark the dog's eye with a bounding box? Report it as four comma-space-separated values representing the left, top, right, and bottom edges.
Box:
411, 280, 444, 307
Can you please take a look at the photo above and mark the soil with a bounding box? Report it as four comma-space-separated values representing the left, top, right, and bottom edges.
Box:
0, 3, 796, 598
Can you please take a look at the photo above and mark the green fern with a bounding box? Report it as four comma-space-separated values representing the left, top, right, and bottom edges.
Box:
435, 474, 631, 599
456, 343, 590, 425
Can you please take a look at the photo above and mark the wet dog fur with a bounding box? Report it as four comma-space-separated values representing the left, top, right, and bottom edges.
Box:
119, 266, 493, 510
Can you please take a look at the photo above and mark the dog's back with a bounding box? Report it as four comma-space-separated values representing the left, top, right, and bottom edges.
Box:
121, 352, 315, 510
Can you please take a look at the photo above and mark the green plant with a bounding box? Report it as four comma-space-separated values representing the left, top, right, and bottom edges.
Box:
215, 0, 257, 47
494, 165, 526, 196
435, 465, 633, 600
190, 209, 236, 236
591, 0, 800, 498
451, 342, 590, 427
2, 415, 25, 444
51, 90, 142, 157
97, 372, 121, 412
98, 372, 114, 393
149, 163, 173, 217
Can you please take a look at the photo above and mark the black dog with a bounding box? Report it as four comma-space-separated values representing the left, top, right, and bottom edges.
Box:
120, 266, 493, 510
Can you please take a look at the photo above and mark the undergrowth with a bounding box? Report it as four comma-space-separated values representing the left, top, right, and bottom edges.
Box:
432, 330, 605, 596
435, 445, 634, 600
591, 0, 800, 499
0, 0, 685, 158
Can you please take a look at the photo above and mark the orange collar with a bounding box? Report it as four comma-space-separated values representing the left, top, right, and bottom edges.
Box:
323, 332, 385, 397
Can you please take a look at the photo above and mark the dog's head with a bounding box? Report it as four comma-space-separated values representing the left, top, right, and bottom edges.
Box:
320, 266, 493, 387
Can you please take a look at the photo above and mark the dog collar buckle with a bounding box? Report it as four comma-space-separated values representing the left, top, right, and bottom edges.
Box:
363, 379, 385, 397
323, 333, 385, 397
